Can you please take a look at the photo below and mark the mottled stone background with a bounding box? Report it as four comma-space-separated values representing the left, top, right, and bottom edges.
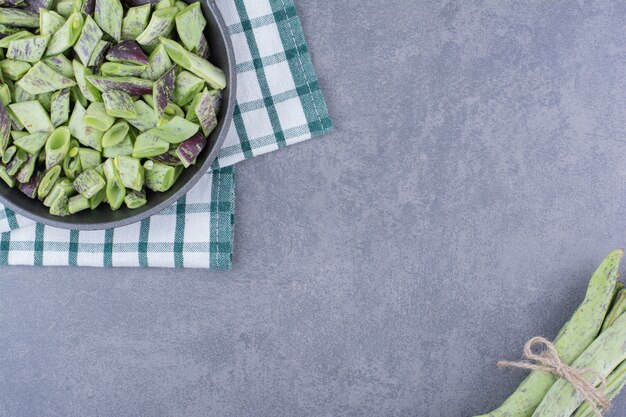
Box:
2, 1, 626, 416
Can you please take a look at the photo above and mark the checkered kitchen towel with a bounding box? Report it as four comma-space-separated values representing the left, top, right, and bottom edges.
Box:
0, 0, 333, 269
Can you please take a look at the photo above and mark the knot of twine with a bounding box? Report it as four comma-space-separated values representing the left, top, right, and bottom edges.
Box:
497, 337, 610, 417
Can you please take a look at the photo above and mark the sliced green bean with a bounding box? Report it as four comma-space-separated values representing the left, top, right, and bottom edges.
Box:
0, 102, 11, 155
148, 115, 198, 143
73, 15, 103, 66
40, 9, 65, 35
2, 144, 15, 163
77, 147, 101, 170
144, 160, 175, 192
141, 43, 172, 81
37, 91, 53, 113
44, 126, 70, 169
17, 62, 76, 95
50, 88, 70, 127
136, 7, 177, 46
68, 102, 103, 150
160, 37, 226, 89
106, 39, 148, 65
87, 39, 110, 67
9, 100, 54, 133
62, 140, 81, 180
132, 129, 169, 158
15, 151, 38, 183
114, 155, 142, 191
102, 157, 125, 210
45, 12, 84, 56
55, 0, 73, 18
153, 65, 175, 119
7, 34, 50, 63
94, 0, 123, 40
0, 31, 31, 48
174, 2, 205, 51
102, 120, 129, 148
0, 84, 10, 106
68, 193, 89, 213
124, 189, 146, 208
102, 90, 136, 119
73, 168, 105, 198
192, 88, 217, 136
41, 54, 74, 79
121, 3, 150, 40
172, 70, 203, 107
100, 62, 146, 77
13, 132, 48, 154
84, 102, 115, 132
72, 59, 101, 103
0, 8, 39, 28
0, 59, 31, 81
6, 148, 27, 176
86, 75, 152, 96
13, 83, 35, 103
37, 165, 61, 200
122, 99, 157, 131
102, 134, 133, 157
0, 165, 13, 187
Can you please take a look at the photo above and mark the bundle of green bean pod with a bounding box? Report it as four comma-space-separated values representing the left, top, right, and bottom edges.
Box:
474, 249, 626, 417
0, 0, 225, 215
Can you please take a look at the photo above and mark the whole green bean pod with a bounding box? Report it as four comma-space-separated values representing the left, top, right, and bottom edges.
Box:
474, 249, 623, 417
533, 309, 626, 416
572, 359, 626, 417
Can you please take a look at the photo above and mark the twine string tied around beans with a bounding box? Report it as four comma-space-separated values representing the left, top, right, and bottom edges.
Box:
497, 336, 610, 417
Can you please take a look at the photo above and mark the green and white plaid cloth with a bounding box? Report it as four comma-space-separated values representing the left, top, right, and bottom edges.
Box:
0, 0, 332, 269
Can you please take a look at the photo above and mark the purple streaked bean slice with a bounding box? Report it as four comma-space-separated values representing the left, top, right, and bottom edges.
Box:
106, 39, 148, 65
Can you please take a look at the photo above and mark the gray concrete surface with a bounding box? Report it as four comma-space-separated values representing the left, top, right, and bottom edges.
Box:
2, 1, 626, 416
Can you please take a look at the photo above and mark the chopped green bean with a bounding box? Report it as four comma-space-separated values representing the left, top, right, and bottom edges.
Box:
94, 0, 123, 40
102, 157, 124, 209
124, 189, 146, 208
0, 8, 39, 28
121, 4, 151, 40
114, 155, 142, 191
132, 129, 169, 157
0, 165, 14, 187
7, 34, 50, 63
55, 0, 73, 17
77, 147, 101, 170
100, 62, 146, 77
160, 37, 225, 89
9, 100, 54, 133
84, 102, 115, 131
148, 115, 198, 143
72, 60, 101, 102
14, 132, 48, 154
68, 193, 89, 213
102, 134, 133, 157
68, 101, 103, 150
141, 43, 172, 80
175, 2, 205, 51
122, 99, 157, 131
17, 62, 76, 95
86, 75, 152, 96
0, 59, 31, 81
2, 144, 15, 163
42, 54, 74, 79
44, 126, 70, 169
136, 7, 177, 46
73, 168, 105, 198
6, 148, 27, 175
15, 152, 38, 183
173, 70, 204, 106
50, 88, 70, 127
102, 120, 129, 148
74, 15, 103, 66
153, 65, 175, 119
39, 9, 65, 35
144, 160, 175, 191
87, 39, 110, 67
37, 164, 61, 199
45, 12, 84, 56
